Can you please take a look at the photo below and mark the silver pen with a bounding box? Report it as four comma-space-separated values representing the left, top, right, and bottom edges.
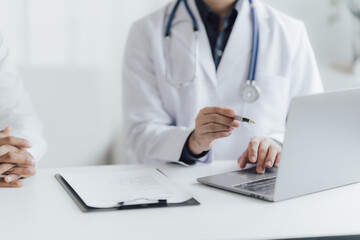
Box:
232, 115, 255, 124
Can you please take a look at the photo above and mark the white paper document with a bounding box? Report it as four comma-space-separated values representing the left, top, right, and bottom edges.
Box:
59, 168, 193, 208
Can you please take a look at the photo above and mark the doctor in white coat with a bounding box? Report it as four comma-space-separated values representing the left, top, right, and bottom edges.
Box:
0, 33, 47, 187
123, 0, 323, 172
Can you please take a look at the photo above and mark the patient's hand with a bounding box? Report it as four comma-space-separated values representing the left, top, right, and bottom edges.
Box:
237, 137, 281, 174
0, 127, 36, 187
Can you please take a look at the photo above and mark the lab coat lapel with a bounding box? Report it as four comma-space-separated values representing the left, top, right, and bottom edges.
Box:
216, 0, 250, 81
165, 0, 217, 87
188, 0, 217, 87
216, 0, 270, 81
164, 2, 194, 56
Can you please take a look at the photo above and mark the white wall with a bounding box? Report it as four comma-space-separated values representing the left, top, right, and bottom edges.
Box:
0, 0, 359, 167
0, 0, 169, 167
263, 0, 360, 90
264, 0, 352, 64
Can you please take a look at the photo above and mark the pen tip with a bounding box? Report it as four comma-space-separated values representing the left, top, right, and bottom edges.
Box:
249, 120, 255, 124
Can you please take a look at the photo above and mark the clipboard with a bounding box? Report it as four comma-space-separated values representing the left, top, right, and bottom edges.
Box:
55, 170, 200, 212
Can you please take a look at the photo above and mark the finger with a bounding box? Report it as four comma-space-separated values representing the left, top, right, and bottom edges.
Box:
204, 131, 232, 140
4, 174, 22, 183
0, 151, 35, 166
200, 107, 236, 118
0, 145, 20, 157
0, 178, 23, 188
0, 136, 32, 148
0, 126, 11, 136
4, 166, 36, 178
248, 137, 260, 164
275, 152, 281, 168
256, 140, 271, 173
198, 113, 240, 128
265, 146, 278, 168
200, 123, 234, 134
0, 163, 15, 175
198, 114, 240, 127
237, 149, 249, 169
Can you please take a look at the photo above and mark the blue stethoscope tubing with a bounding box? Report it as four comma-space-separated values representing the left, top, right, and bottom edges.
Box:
165, 0, 260, 101
248, 0, 259, 82
165, 0, 199, 35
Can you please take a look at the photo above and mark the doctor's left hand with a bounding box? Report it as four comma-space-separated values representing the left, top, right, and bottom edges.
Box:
237, 137, 281, 174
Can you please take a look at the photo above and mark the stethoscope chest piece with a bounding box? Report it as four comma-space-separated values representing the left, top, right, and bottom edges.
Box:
242, 80, 261, 102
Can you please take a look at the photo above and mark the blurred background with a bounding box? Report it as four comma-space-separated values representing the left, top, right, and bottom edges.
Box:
0, 0, 359, 168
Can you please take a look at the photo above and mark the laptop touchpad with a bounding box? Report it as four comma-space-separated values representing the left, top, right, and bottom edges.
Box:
225, 166, 278, 184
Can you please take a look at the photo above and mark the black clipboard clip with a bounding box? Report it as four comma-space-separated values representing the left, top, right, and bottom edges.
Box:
117, 198, 168, 210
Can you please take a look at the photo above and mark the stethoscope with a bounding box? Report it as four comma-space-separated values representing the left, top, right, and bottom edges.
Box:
165, 0, 261, 103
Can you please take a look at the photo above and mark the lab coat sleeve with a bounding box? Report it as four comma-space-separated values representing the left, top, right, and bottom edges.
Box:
269, 22, 324, 143
0, 34, 47, 162
179, 133, 210, 165
123, 22, 193, 163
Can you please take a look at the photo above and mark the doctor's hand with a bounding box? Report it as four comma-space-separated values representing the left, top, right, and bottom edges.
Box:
237, 137, 281, 174
0, 127, 35, 187
189, 107, 240, 155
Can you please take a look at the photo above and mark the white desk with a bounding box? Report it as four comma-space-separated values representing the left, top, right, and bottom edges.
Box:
1, 161, 360, 240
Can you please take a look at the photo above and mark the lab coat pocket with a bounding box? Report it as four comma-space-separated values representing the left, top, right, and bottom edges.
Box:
242, 74, 289, 136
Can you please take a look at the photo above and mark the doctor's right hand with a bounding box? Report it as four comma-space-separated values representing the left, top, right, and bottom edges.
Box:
189, 107, 240, 155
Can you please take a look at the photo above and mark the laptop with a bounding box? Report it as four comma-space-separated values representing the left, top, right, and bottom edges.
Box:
197, 88, 360, 202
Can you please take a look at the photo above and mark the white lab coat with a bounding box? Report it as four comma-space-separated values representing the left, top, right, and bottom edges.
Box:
123, 0, 323, 164
0, 33, 46, 162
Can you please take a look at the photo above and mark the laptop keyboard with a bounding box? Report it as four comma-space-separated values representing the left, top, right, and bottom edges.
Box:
233, 177, 276, 196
